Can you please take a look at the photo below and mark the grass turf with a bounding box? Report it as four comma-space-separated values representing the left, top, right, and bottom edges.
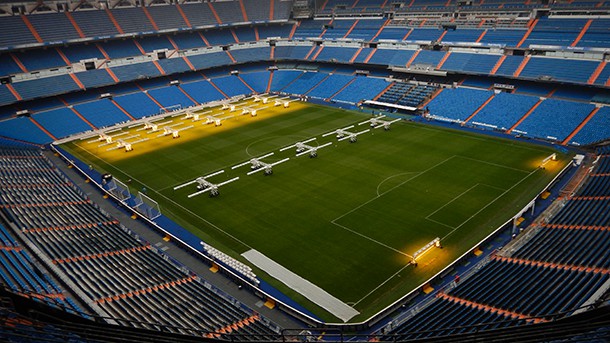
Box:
61, 101, 570, 322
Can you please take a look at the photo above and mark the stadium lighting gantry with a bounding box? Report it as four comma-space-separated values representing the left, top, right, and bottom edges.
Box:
410, 237, 441, 266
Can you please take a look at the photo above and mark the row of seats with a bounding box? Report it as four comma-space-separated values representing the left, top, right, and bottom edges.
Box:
0, 145, 279, 338
384, 150, 610, 340
0, 1, 292, 49
424, 86, 609, 145
377, 83, 439, 107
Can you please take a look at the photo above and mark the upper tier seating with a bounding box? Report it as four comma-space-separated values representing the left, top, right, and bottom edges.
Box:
367, 49, 415, 66
579, 19, 610, 48
314, 46, 359, 63
110, 7, 156, 34
71, 10, 119, 37
0, 16, 39, 48
519, 57, 599, 84
146, 5, 188, 31
441, 52, 501, 74
523, 18, 586, 47
27, 13, 81, 42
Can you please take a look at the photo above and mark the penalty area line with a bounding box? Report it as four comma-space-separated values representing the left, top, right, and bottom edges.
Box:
331, 221, 413, 258
353, 263, 413, 307
441, 168, 541, 241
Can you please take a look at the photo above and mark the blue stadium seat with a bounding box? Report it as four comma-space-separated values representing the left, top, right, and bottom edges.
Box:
180, 79, 227, 103
28, 13, 81, 42
368, 49, 415, 66
12, 75, 80, 101
211, 75, 252, 97
0, 54, 26, 77
110, 62, 161, 82
203, 29, 238, 46
239, 71, 271, 93
187, 51, 233, 70
514, 98, 595, 141
170, 32, 208, 50
519, 57, 599, 84
0, 16, 39, 48
102, 39, 143, 59
269, 70, 304, 91
137, 36, 174, 53
73, 99, 132, 128
570, 107, 610, 145
332, 76, 390, 103
148, 86, 197, 108
180, 3, 219, 28
307, 74, 354, 99
314, 46, 359, 63
146, 5, 188, 31
110, 7, 155, 34
113, 92, 161, 119
427, 87, 493, 122
71, 10, 119, 37
14, 49, 67, 71
470, 92, 540, 131
282, 72, 329, 95
157, 58, 191, 75
33, 107, 93, 138
60, 44, 105, 63
441, 52, 501, 74
0, 117, 52, 144
75, 69, 116, 89
234, 27, 257, 42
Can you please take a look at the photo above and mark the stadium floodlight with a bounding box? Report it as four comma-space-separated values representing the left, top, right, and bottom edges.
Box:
322, 125, 355, 140
540, 153, 557, 168
173, 170, 239, 198
411, 237, 441, 265
337, 129, 370, 143
280, 138, 332, 158
188, 177, 240, 198
246, 158, 289, 176
231, 152, 275, 170
360, 116, 401, 131
232, 152, 289, 176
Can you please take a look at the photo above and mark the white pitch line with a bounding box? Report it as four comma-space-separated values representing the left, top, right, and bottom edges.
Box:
333, 155, 456, 223
331, 222, 412, 258
425, 217, 455, 230
441, 168, 541, 241
375, 172, 421, 197
353, 264, 413, 307
425, 183, 482, 220
454, 155, 531, 173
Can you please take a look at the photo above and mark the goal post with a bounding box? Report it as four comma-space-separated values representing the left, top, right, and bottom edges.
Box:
133, 191, 162, 220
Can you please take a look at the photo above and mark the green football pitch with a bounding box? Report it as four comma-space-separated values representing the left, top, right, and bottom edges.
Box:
61, 102, 570, 322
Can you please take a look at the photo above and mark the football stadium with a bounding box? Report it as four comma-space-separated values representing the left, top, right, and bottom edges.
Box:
0, 0, 609, 341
